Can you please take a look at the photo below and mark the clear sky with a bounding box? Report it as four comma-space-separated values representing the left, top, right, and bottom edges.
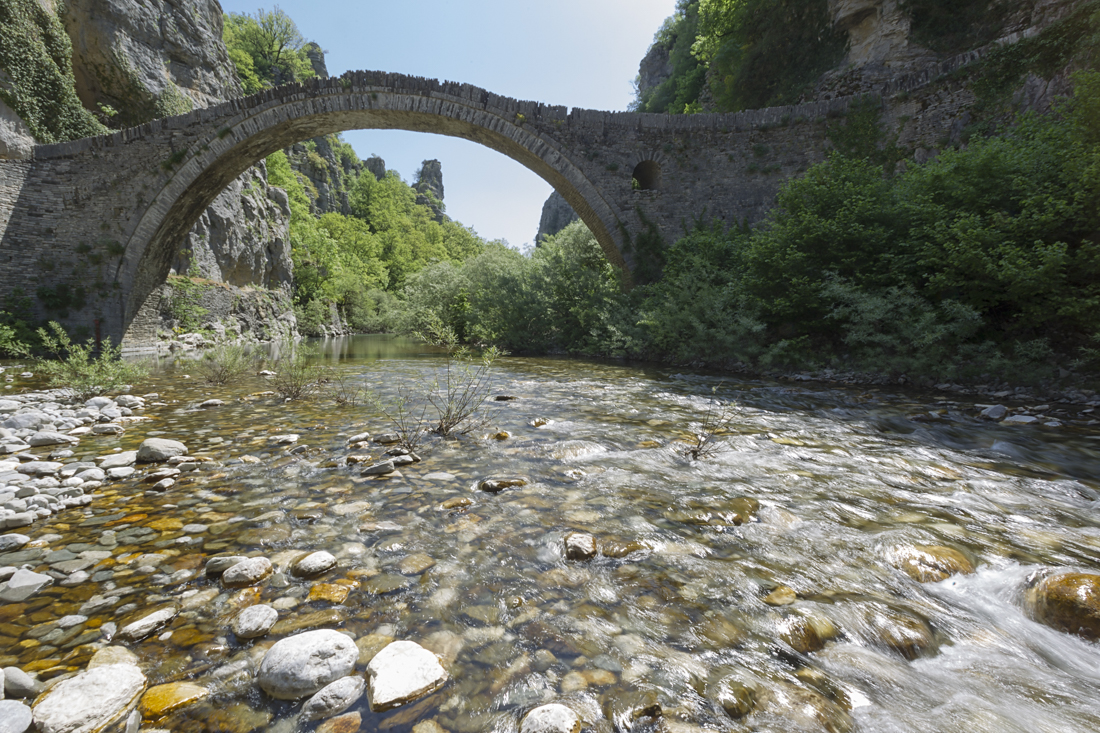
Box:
217, 0, 677, 248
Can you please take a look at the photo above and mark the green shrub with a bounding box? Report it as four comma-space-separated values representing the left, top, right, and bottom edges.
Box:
0, 324, 29, 357
0, 0, 106, 142
35, 322, 148, 399
267, 340, 324, 400
196, 343, 257, 386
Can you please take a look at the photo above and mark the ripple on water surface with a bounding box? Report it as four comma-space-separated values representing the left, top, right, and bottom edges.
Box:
3, 335, 1100, 733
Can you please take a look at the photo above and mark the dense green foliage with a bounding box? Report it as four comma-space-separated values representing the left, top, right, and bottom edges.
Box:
635, 0, 1093, 115
401, 76, 1100, 383
394, 222, 638, 357
642, 74, 1100, 379
633, 2, 707, 114
634, 0, 845, 113
223, 6, 316, 92
0, 0, 106, 142
902, 0, 1034, 54
265, 148, 487, 336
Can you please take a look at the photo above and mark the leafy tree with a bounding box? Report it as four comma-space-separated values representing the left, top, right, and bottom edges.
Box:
634, 1, 707, 114
223, 6, 316, 87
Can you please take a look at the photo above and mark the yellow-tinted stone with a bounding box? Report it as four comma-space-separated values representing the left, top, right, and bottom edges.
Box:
492, 432, 509, 441
169, 627, 207, 648
148, 518, 184, 532
638, 440, 661, 449
309, 583, 351, 604
206, 702, 272, 733
317, 712, 362, 733
399, 553, 436, 575
894, 545, 975, 583
140, 682, 209, 721
763, 586, 798, 606
355, 633, 394, 666
270, 608, 349, 635
581, 669, 617, 686
108, 513, 147, 526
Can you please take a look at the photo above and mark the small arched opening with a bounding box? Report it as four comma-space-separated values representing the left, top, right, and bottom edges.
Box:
631, 160, 661, 191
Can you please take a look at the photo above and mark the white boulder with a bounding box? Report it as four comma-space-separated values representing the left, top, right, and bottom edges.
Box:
31, 664, 145, 733
258, 630, 358, 700
366, 640, 448, 712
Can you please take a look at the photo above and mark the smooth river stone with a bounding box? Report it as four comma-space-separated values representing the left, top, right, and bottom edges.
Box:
1027, 571, 1100, 640
31, 664, 146, 733
0, 700, 32, 733
234, 604, 279, 639
98, 451, 137, 469
293, 551, 337, 578
301, 675, 366, 721
563, 532, 596, 562
27, 432, 78, 447
258, 630, 358, 700
118, 607, 178, 641
139, 682, 209, 721
366, 640, 448, 712
136, 438, 188, 463
0, 569, 51, 602
205, 556, 247, 576
222, 557, 273, 588
520, 704, 581, 733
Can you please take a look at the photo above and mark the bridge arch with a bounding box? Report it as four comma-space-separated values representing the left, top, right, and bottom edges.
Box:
120, 72, 628, 338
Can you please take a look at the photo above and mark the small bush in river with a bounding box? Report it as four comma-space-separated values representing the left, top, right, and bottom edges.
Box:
267, 340, 324, 401
35, 321, 148, 399
196, 343, 257, 385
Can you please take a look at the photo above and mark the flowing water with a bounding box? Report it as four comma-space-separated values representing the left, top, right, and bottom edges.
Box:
4, 335, 1100, 733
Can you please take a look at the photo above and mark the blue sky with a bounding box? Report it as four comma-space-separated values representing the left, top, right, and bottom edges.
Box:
217, 0, 678, 249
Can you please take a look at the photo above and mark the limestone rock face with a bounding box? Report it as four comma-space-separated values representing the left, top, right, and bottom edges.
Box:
31, 663, 146, 733
56, 0, 295, 343
828, 0, 913, 67
365, 155, 387, 181
173, 162, 292, 290
0, 100, 36, 161
304, 42, 329, 79
286, 135, 364, 216
536, 191, 579, 245
637, 42, 674, 102
60, 0, 240, 128
414, 159, 446, 223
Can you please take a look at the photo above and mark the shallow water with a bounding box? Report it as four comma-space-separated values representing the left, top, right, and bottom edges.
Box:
4, 335, 1100, 732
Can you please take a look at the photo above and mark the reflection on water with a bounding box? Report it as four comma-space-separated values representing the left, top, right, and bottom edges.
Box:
4, 335, 1100, 733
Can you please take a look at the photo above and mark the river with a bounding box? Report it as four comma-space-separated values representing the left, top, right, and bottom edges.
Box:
4, 334, 1100, 732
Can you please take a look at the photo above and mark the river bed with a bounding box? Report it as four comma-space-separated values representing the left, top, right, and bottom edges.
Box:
2, 335, 1100, 733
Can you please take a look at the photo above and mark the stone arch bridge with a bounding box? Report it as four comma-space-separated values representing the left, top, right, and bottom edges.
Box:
0, 70, 857, 348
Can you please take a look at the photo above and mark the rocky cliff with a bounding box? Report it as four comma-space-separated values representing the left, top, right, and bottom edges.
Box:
535, 191, 579, 245
414, 159, 446, 223
173, 161, 293, 290
61, 0, 241, 128
285, 134, 364, 216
